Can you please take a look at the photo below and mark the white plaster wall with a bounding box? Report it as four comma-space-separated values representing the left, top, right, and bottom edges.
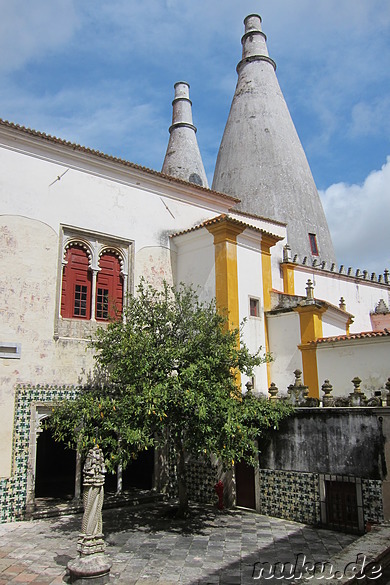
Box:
321, 310, 349, 338
0, 146, 219, 259
267, 311, 302, 394
171, 230, 215, 303
317, 338, 390, 397
237, 233, 268, 393
292, 267, 390, 333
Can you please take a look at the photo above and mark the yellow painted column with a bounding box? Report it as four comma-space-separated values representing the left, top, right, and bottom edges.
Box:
295, 304, 326, 398
206, 220, 244, 332
207, 220, 245, 388
281, 263, 295, 295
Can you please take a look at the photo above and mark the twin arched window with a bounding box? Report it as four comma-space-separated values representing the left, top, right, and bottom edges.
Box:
61, 246, 123, 321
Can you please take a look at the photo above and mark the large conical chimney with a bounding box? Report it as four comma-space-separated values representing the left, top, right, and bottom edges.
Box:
162, 82, 209, 188
212, 15, 335, 263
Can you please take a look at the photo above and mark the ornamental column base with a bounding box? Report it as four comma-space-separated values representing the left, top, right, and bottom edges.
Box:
67, 552, 112, 584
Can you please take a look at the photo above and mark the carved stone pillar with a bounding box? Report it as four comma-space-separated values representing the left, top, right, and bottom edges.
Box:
67, 446, 112, 584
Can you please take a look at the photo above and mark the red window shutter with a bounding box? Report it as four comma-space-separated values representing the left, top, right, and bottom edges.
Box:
61, 247, 92, 319
96, 252, 123, 320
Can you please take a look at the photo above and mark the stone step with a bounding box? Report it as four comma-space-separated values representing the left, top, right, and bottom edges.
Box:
31, 489, 165, 519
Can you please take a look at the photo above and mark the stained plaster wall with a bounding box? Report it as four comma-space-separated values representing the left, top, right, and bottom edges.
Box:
292, 267, 390, 333
317, 337, 390, 397
260, 408, 387, 479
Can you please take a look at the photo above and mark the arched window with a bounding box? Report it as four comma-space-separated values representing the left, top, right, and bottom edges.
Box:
96, 251, 123, 321
61, 246, 92, 319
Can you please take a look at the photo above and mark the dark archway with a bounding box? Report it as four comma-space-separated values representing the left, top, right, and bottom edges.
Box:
235, 461, 256, 510
104, 447, 155, 493
35, 427, 76, 499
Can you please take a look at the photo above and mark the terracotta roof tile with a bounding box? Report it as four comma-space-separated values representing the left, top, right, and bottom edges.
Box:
170, 214, 284, 239
317, 330, 390, 343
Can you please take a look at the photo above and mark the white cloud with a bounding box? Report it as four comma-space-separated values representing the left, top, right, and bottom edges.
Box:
0, 0, 80, 72
350, 98, 390, 137
320, 158, 390, 273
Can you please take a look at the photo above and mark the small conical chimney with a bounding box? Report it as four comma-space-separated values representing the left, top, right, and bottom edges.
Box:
162, 82, 209, 188
212, 15, 336, 264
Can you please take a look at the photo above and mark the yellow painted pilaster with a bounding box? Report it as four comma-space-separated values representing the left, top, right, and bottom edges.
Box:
295, 304, 326, 398
281, 263, 295, 295
207, 220, 245, 388
206, 221, 244, 332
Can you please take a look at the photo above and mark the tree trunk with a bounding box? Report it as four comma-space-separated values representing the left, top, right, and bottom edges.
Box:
176, 441, 188, 516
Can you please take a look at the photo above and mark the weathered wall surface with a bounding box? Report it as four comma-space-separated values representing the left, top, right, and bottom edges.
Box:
0, 216, 96, 476
260, 408, 387, 479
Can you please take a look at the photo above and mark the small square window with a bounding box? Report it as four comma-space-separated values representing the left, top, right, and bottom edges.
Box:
249, 298, 260, 317
309, 233, 319, 256
74, 284, 88, 317
96, 288, 109, 320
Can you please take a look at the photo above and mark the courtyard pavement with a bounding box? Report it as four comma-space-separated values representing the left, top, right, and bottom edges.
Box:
0, 502, 389, 585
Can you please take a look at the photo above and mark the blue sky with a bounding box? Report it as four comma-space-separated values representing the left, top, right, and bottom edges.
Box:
1, 0, 390, 273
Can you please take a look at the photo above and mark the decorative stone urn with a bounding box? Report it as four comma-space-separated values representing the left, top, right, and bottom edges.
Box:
67, 446, 112, 584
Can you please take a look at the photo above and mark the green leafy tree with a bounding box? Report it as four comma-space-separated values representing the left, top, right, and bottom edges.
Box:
49, 280, 292, 514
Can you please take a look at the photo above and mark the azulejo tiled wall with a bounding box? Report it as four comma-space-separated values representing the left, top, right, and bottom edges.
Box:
362, 479, 384, 524
259, 469, 321, 525
259, 470, 384, 528
166, 445, 218, 505
0, 384, 77, 523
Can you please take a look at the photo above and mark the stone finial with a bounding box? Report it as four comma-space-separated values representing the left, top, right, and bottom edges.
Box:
330, 263, 335, 272
321, 261, 326, 270
293, 254, 298, 263
363, 270, 368, 279
339, 265, 344, 273
349, 376, 367, 406
384, 269, 389, 284
371, 273, 377, 281
355, 268, 361, 277
339, 297, 346, 311
245, 380, 253, 395
374, 299, 389, 314
322, 379, 334, 407
268, 382, 279, 401
379, 275, 384, 283
347, 267, 352, 276
302, 256, 307, 265
287, 369, 309, 405
283, 244, 292, 263
305, 279, 315, 303
67, 446, 112, 583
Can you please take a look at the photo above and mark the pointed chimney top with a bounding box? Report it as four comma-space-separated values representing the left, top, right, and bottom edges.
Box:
162, 82, 209, 188
239, 14, 274, 69
212, 14, 336, 264
170, 81, 196, 132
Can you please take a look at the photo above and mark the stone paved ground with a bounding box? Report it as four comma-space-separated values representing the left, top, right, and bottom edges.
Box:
0, 502, 363, 584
